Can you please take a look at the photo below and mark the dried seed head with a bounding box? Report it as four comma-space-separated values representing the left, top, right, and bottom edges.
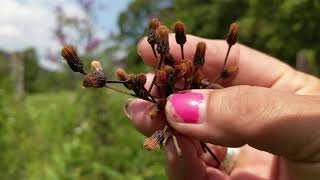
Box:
163, 65, 178, 84
147, 18, 161, 46
176, 59, 193, 77
61, 45, 86, 74
91, 60, 103, 71
155, 70, 167, 86
227, 23, 238, 46
193, 42, 207, 67
115, 68, 128, 81
144, 130, 165, 151
221, 65, 239, 79
156, 25, 170, 55
124, 73, 147, 91
83, 71, 107, 88
173, 21, 186, 45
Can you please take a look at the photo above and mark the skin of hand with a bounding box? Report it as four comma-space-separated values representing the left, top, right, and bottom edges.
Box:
124, 34, 320, 180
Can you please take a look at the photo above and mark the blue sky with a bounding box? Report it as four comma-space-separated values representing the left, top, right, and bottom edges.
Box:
0, 0, 131, 69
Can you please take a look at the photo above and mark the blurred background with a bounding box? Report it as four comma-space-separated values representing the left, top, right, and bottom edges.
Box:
0, 0, 319, 179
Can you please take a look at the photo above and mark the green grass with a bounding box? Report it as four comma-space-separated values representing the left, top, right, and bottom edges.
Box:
0, 90, 166, 180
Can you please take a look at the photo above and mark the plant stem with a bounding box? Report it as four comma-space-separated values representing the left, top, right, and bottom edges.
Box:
221, 45, 231, 72
148, 55, 164, 92
105, 84, 134, 96
180, 44, 184, 59
151, 44, 157, 59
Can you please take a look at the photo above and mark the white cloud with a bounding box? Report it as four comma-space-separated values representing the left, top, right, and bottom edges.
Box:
0, 0, 86, 70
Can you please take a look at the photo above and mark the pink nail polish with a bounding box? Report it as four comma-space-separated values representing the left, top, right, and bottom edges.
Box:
166, 91, 205, 123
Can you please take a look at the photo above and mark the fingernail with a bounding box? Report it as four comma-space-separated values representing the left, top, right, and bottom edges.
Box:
137, 37, 145, 56
124, 98, 136, 119
166, 91, 206, 124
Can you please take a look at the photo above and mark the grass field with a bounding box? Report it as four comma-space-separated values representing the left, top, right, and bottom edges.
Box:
0, 90, 166, 179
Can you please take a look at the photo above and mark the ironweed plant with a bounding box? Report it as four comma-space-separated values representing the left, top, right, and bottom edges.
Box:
61, 19, 239, 167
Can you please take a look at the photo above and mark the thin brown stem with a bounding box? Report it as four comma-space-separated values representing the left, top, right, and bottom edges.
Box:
221, 45, 231, 72
180, 44, 184, 59
151, 44, 158, 59
143, 87, 157, 103
105, 84, 135, 97
148, 55, 164, 92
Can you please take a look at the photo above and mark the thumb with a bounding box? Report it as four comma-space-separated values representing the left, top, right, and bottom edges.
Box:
165, 86, 320, 162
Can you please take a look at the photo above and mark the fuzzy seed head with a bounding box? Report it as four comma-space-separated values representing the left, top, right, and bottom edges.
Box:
144, 130, 164, 151
91, 60, 103, 71
193, 42, 207, 67
176, 59, 193, 77
173, 21, 186, 45
227, 23, 238, 46
61, 45, 85, 74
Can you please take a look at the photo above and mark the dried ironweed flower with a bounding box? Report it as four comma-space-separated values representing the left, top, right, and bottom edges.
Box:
193, 42, 207, 67
173, 21, 186, 46
155, 70, 167, 87
83, 60, 107, 88
61, 45, 86, 74
83, 71, 107, 88
176, 59, 193, 77
156, 25, 170, 55
147, 18, 161, 57
144, 129, 165, 151
227, 23, 238, 46
163, 65, 178, 85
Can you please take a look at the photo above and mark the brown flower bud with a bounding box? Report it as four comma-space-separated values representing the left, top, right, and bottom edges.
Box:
115, 68, 128, 81
221, 65, 239, 79
173, 21, 186, 45
61, 45, 86, 74
147, 18, 161, 46
91, 60, 103, 71
144, 130, 165, 151
193, 42, 207, 67
227, 23, 238, 46
156, 25, 170, 55
83, 71, 107, 88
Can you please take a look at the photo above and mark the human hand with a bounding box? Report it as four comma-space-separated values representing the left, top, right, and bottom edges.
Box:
125, 34, 320, 180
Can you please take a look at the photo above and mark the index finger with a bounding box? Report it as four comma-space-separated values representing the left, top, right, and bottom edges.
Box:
137, 34, 294, 89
